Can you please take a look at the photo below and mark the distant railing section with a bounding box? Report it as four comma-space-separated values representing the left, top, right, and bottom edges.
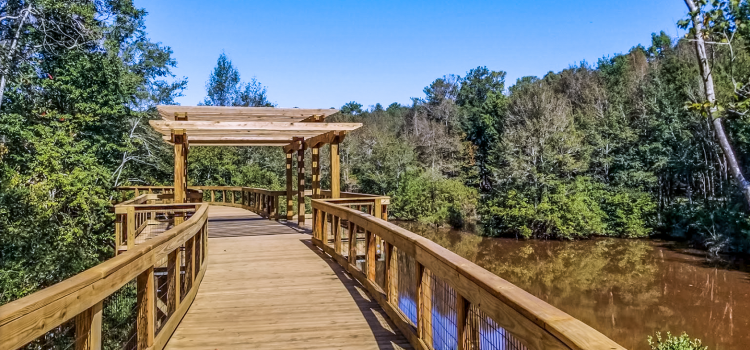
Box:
310, 198, 625, 350
0, 203, 210, 350
116, 186, 390, 223
114, 192, 203, 255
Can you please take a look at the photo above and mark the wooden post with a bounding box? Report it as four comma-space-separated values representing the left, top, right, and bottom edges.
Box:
167, 250, 180, 315
457, 295, 469, 350
126, 206, 136, 250
286, 152, 294, 220
348, 222, 356, 265
416, 263, 431, 342
313, 209, 322, 240
230, 190, 234, 205
384, 242, 393, 301
333, 216, 342, 254
312, 146, 320, 199
210, 190, 215, 203
137, 267, 155, 350
330, 142, 340, 198
185, 236, 195, 291
297, 139, 306, 226
374, 198, 383, 220
115, 214, 123, 256
274, 195, 280, 220
75, 301, 102, 350
366, 231, 376, 281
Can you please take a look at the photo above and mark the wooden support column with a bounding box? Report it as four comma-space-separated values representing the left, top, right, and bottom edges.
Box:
137, 267, 155, 350
75, 301, 102, 350
286, 152, 294, 221
330, 141, 340, 198
312, 146, 320, 199
172, 130, 187, 204
297, 138, 306, 226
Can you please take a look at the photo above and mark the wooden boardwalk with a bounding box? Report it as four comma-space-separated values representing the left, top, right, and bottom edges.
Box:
165, 206, 412, 350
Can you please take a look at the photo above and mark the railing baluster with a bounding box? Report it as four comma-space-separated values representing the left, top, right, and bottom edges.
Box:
75, 301, 102, 350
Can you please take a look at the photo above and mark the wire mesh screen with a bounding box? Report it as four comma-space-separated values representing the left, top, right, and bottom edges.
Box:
395, 247, 417, 326
466, 304, 528, 350
422, 270, 459, 350
20, 319, 75, 350
102, 279, 138, 350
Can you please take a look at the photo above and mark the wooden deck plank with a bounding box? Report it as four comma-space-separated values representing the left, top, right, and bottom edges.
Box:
164, 206, 412, 350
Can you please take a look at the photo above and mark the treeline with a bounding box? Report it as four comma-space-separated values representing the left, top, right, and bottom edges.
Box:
331, 28, 750, 253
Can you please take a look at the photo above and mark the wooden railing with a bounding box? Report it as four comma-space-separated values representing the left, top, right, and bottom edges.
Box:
310, 198, 625, 350
0, 202, 210, 350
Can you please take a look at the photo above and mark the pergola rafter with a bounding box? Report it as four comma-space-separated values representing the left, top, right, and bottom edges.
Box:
151, 106, 361, 226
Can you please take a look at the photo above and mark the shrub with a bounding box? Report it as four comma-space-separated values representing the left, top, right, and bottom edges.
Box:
391, 170, 478, 228
648, 332, 707, 350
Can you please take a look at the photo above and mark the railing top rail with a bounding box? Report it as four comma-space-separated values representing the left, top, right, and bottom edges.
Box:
0, 202, 209, 350
115, 193, 154, 206
310, 198, 624, 350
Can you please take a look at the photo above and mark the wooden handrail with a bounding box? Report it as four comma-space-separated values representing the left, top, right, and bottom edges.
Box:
0, 203, 210, 350
310, 198, 625, 350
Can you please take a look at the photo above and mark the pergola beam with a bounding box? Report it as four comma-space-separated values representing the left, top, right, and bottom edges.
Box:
150, 121, 361, 132
157, 106, 339, 121
304, 131, 347, 149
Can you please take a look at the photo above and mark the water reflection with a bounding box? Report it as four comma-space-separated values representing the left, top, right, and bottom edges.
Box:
396, 222, 750, 350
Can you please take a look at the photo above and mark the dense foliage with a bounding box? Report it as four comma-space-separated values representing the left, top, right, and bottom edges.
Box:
0, 0, 184, 303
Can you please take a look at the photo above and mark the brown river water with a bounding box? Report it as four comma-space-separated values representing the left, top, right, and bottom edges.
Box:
394, 222, 750, 350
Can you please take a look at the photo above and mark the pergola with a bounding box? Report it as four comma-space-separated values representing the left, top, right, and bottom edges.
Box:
150, 105, 362, 225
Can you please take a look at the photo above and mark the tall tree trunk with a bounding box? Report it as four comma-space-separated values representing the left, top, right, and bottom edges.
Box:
685, 0, 750, 208
0, 7, 31, 110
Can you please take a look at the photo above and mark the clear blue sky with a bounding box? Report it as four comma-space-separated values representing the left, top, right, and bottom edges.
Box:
133, 0, 687, 109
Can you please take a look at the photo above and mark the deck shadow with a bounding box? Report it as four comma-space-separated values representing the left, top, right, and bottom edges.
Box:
300, 238, 413, 350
